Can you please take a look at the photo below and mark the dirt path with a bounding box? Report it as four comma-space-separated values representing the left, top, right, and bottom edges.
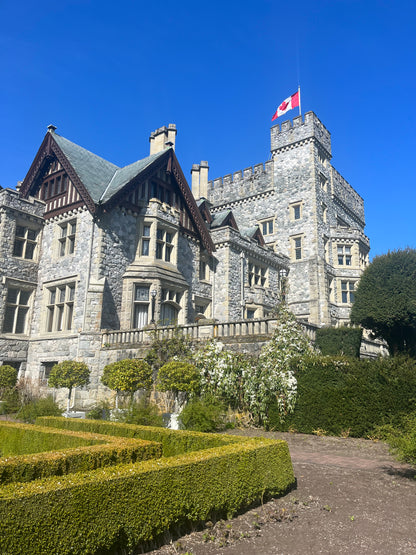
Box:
147, 430, 416, 555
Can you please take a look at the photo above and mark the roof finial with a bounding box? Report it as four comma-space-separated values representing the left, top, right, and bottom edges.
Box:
47, 124, 57, 133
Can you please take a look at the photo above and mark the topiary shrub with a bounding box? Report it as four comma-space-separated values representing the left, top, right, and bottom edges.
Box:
101, 359, 153, 408
315, 326, 363, 358
48, 361, 90, 412
156, 361, 201, 414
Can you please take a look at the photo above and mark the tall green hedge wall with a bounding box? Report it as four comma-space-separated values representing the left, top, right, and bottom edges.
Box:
315, 327, 363, 358
268, 355, 416, 437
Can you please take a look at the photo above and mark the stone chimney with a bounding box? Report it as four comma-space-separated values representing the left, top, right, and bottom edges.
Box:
149, 124, 177, 155
191, 161, 209, 199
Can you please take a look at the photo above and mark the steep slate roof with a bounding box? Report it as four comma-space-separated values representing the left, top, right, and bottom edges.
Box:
210, 210, 238, 230
99, 152, 165, 204
52, 133, 166, 205
20, 127, 215, 254
240, 225, 266, 246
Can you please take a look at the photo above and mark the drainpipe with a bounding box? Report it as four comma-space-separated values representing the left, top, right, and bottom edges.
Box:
240, 252, 246, 319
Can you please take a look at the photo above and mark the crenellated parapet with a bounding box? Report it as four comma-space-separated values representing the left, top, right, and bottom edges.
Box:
331, 167, 365, 226
207, 160, 274, 205
271, 111, 332, 157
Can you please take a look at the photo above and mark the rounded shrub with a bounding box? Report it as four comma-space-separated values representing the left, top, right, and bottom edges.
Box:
156, 361, 200, 396
101, 359, 153, 394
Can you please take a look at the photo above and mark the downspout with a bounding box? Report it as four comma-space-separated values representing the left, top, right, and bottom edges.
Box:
240, 252, 246, 319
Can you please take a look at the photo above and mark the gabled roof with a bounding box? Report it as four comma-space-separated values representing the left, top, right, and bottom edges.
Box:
99, 152, 165, 204
210, 210, 239, 231
196, 197, 213, 224
51, 133, 120, 203
240, 225, 266, 246
19, 127, 215, 254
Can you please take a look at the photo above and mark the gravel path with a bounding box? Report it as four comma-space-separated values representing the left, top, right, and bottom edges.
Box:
147, 430, 416, 555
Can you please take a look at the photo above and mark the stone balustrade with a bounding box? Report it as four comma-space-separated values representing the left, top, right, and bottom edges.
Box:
101, 317, 318, 348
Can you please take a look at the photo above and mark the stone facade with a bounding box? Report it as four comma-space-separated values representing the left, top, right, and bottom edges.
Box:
197, 112, 370, 326
0, 112, 370, 407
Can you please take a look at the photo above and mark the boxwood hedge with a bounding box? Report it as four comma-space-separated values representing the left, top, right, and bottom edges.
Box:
0, 437, 294, 555
36, 417, 243, 456
0, 420, 295, 554
0, 422, 161, 485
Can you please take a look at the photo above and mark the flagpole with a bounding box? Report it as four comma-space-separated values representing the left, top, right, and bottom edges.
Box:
298, 85, 302, 117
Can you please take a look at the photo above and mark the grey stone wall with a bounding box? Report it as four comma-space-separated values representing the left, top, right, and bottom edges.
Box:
205, 111, 370, 326
0, 189, 44, 367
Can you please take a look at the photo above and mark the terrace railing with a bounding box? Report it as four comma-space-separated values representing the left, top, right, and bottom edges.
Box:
101, 317, 318, 348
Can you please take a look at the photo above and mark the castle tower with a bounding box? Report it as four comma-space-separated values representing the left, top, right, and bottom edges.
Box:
204, 111, 369, 326
270, 112, 333, 323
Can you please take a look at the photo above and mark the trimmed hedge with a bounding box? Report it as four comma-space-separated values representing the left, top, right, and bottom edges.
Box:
0, 422, 162, 485
315, 326, 363, 358
0, 436, 294, 555
37, 417, 242, 456
0, 422, 105, 456
268, 355, 416, 437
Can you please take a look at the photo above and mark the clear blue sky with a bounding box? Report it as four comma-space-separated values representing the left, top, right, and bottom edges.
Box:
1, 0, 415, 258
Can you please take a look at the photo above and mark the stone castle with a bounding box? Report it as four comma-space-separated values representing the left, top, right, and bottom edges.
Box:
0, 112, 369, 405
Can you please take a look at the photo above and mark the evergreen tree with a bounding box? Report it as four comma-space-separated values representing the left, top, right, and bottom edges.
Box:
350, 248, 416, 357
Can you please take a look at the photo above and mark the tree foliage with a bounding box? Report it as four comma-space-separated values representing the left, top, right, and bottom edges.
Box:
0, 365, 18, 392
48, 361, 90, 411
194, 306, 314, 424
48, 361, 90, 391
144, 327, 194, 370
156, 361, 200, 396
101, 359, 153, 394
350, 248, 416, 356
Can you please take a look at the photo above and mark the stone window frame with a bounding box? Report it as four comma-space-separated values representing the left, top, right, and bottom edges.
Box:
43, 277, 78, 333
140, 223, 151, 256
319, 173, 329, 192
245, 306, 260, 319
199, 252, 210, 282
57, 219, 77, 257
359, 247, 369, 269
132, 284, 151, 329
39, 361, 58, 385
194, 297, 211, 319
340, 280, 355, 304
139, 220, 177, 263
247, 260, 268, 288
337, 244, 352, 266
160, 287, 183, 326
290, 234, 304, 261
156, 227, 174, 262
259, 217, 275, 236
289, 201, 303, 222
2, 286, 33, 334
12, 222, 40, 261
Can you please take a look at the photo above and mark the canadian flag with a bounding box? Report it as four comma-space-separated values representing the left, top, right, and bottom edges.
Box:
271, 91, 300, 121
